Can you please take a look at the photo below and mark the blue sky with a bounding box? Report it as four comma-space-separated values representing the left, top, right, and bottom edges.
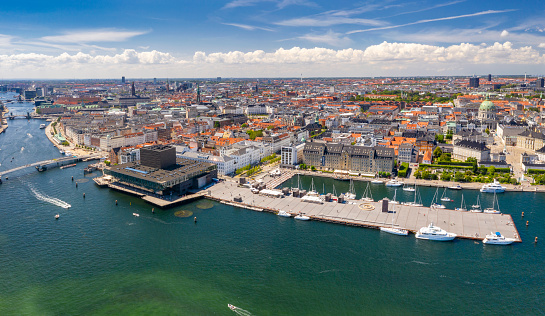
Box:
0, 0, 544, 78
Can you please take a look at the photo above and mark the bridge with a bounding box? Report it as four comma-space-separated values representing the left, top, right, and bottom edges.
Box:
0, 154, 101, 177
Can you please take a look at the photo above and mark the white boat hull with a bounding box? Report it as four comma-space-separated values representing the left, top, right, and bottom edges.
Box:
294, 215, 310, 221
371, 180, 383, 184
480, 188, 506, 193
277, 211, 291, 217
380, 227, 409, 236
483, 238, 515, 245
415, 233, 457, 241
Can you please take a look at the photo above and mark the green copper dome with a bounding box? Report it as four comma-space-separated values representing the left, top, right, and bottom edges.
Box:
479, 96, 496, 111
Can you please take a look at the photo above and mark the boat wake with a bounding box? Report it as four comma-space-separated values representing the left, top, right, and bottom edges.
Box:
27, 133, 33, 138
228, 304, 253, 316
30, 186, 71, 209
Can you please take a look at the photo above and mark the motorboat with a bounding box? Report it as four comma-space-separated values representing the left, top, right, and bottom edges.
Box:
431, 203, 446, 209
277, 210, 292, 217
440, 187, 452, 202
402, 185, 415, 192
480, 179, 506, 193
386, 179, 403, 187
39, 124, 46, 129
132, 213, 140, 217
483, 232, 515, 245
448, 184, 462, 190
484, 208, 500, 214
380, 226, 409, 236
228, 304, 237, 311
55, 214, 60, 219
415, 223, 457, 241
294, 214, 310, 221
371, 179, 383, 184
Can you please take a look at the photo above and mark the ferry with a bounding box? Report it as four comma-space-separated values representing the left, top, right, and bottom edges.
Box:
39, 124, 46, 129
480, 179, 506, 193
415, 223, 457, 241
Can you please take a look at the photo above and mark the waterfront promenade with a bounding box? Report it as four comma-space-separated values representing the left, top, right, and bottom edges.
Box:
207, 180, 521, 242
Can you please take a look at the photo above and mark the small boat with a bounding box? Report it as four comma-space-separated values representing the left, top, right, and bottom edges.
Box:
430, 187, 445, 208
471, 195, 482, 213
228, 304, 236, 311
455, 194, 468, 211
55, 214, 60, 219
59, 150, 65, 155
360, 182, 374, 202
448, 184, 462, 190
371, 179, 383, 184
483, 191, 501, 214
344, 179, 357, 200
277, 210, 291, 217
39, 124, 46, 129
294, 213, 310, 221
415, 222, 457, 241
402, 185, 415, 192
480, 179, 506, 193
386, 179, 403, 187
440, 187, 451, 202
132, 213, 140, 217
380, 226, 409, 236
483, 232, 515, 245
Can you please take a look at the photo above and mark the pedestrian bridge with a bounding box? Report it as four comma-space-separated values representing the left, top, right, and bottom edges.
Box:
0, 154, 100, 177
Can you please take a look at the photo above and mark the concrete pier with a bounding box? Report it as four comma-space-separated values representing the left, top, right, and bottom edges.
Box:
207, 181, 521, 242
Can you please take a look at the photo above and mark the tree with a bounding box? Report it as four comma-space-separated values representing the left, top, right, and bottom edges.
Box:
441, 173, 451, 181
438, 153, 451, 162
213, 121, 220, 128
485, 128, 490, 135
454, 171, 465, 182
479, 166, 487, 175
487, 165, 496, 175
241, 123, 248, 128
466, 157, 477, 163
433, 147, 443, 158
310, 165, 316, 171
435, 134, 445, 143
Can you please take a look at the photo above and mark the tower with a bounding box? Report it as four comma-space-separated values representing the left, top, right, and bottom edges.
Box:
131, 82, 135, 96
122, 76, 126, 84
166, 79, 169, 93
196, 85, 201, 104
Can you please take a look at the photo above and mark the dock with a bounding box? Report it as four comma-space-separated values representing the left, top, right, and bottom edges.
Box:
206, 181, 521, 242
106, 182, 207, 208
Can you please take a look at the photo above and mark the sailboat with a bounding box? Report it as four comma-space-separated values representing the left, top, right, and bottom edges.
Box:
448, 178, 462, 190
431, 187, 445, 209
307, 178, 320, 197
440, 187, 452, 202
470, 195, 482, 212
402, 180, 416, 192
361, 182, 374, 202
344, 178, 356, 200
455, 194, 468, 211
483, 191, 501, 214
371, 174, 383, 184
403, 186, 423, 207
380, 190, 409, 236
331, 184, 338, 201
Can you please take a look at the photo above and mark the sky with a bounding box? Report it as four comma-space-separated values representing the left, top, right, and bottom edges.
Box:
0, 0, 544, 79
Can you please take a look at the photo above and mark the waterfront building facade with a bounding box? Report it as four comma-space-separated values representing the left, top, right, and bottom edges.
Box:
452, 140, 490, 162
302, 143, 395, 173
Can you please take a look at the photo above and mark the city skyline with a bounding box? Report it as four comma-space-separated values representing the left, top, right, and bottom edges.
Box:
1, 0, 544, 78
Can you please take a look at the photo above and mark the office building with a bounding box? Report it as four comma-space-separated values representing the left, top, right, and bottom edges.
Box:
469, 77, 480, 88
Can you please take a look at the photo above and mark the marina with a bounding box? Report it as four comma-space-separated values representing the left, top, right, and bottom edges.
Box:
206, 179, 521, 242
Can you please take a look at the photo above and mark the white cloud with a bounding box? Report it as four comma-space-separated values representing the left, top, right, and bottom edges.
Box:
501, 30, 509, 37
348, 9, 516, 34
40, 29, 149, 43
222, 23, 274, 31
0, 42, 544, 78
298, 30, 352, 46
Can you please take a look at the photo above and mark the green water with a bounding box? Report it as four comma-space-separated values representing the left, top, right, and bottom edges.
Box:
1, 96, 544, 315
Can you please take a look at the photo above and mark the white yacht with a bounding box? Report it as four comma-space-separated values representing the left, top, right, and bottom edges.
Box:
483, 232, 515, 245
415, 223, 457, 241
386, 179, 403, 187
480, 179, 506, 193
294, 214, 310, 221
431, 203, 446, 209
277, 210, 291, 217
39, 123, 46, 129
371, 179, 383, 184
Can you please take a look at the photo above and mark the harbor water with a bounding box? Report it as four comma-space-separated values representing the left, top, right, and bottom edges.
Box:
0, 94, 544, 315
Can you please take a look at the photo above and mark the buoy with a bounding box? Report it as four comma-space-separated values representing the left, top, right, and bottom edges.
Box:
83, 193, 85, 198
526, 220, 529, 226
194, 217, 197, 223
522, 212, 524, 217
152, 208, 155, 214
115, 200, 118, 205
